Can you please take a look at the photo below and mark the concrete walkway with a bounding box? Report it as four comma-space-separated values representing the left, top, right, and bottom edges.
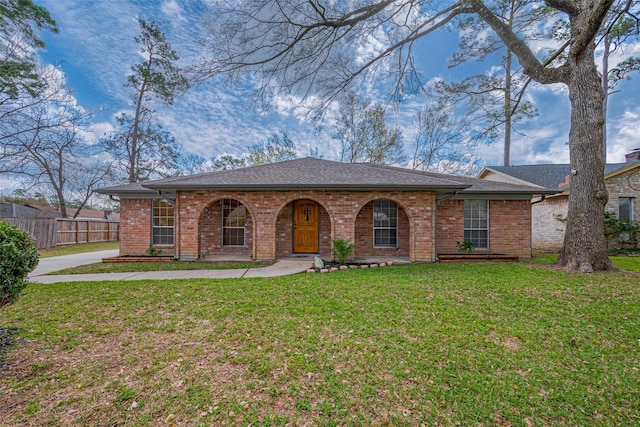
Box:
29, 251, 312, 284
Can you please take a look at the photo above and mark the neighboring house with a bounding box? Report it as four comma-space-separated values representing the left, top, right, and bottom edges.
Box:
479, 150, 640, 251
0, 202, 56, 218
97, 157, 553, 262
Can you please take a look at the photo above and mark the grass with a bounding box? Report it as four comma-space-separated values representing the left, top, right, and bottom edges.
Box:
1, 263, 639, 425
38, 241, 119, 258
530, 251, 640, 273
51, 260, 274, 275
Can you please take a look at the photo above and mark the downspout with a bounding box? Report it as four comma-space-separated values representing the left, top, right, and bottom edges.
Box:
435, 191, 459, 262
531, 194, 546, 205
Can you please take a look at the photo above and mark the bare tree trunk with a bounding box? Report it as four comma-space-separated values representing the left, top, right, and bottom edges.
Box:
556, 37, 615, 272
504, 49, 513, 167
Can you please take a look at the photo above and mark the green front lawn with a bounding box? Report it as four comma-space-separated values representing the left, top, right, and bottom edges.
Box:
530, 252, 640, 273
1, 263, 638, 426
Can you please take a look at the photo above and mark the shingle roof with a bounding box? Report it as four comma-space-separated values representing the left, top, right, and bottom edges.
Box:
482, 163, 630, 191
98, 157, 552, 196
96, 181, 157, 196
141, 158, 469, 191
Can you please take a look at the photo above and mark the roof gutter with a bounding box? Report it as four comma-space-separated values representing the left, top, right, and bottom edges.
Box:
142, 184, 471, 192
436, 191, 459, 203
531, 194, 547, 205
157, 191, 176, 206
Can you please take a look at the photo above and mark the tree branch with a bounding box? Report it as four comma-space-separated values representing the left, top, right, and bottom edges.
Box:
468, 0, 569, 84
572, 0, 616, 60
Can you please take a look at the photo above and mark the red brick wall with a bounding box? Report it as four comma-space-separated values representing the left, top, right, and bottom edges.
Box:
170, 190, 436, 262
354, 201, 410, 257
489, 200, 532, 257
275, 201, 332, 258
119, 198, 174, 257
436, 200, 464, 254
198, 199, 253, 258
436, 199, 532, 258
119, 192, 532, 262
119, 198, 153, 256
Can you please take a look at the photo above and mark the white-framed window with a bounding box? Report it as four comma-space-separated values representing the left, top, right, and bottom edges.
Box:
222, 199, 246, 246
464, 200, 488, 249
152, 199, 174, 246
619, 197, 634, 221
373, 199, 397, 248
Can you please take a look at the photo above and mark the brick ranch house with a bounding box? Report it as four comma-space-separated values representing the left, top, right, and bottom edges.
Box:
97, 158, 553, 262
479, 149, 640, 251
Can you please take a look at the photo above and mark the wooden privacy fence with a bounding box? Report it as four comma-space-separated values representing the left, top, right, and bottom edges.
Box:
0, 217, 119, 249
56, 218, 119, 246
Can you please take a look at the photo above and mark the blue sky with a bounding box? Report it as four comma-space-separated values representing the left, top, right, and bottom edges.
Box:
32, 0, 640, 169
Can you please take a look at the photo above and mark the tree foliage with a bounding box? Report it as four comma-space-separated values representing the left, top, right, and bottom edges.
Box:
1, 71, 111, 218
333, 92, 404, 164
410, 100, 480, 175
437, 0, 543, 166
247, 131, 297, 165
213, 154, 248, 171
102, 113, 181, 182
103, 19, 190, 183
0, 0, 57, 98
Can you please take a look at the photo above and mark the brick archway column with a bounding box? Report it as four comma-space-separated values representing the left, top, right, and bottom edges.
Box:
403, 193, 437, 262
254, 207, 278, 261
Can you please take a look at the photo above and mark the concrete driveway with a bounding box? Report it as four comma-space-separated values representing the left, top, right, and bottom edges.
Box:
29, 251, 311, 283
29, 249, 120, 277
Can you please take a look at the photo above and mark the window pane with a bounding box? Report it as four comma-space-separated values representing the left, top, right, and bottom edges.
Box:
463, 200, 488, 249
373, 200, 398, 248
152, 200, 174, 246
222, 199, 246, 246
619, 197, 633, 221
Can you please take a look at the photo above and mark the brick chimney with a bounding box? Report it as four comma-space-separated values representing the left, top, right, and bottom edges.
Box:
626, 149, 640, 163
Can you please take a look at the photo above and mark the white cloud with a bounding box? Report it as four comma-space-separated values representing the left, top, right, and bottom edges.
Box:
609, 109, 640, 162
161, 0, 187, 23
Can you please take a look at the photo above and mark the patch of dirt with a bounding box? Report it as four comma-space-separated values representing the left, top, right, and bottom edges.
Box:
487, 331, 521, 351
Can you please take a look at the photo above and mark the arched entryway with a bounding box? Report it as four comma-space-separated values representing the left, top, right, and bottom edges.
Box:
354, 198, 410, 258
198, 198, 254, 259
275, 198, 332, 258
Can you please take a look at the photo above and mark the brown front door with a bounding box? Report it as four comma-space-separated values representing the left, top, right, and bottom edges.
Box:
293, 201, 319, 253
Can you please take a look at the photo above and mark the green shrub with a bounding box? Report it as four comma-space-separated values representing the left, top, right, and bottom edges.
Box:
456, 240, 474, 252
146, 244, 162, 256
0, 222, 39, 307
332, 238, 355, 264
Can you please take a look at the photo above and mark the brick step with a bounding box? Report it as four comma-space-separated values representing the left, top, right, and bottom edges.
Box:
102, 256, 174, 263
438, 254, 519, 263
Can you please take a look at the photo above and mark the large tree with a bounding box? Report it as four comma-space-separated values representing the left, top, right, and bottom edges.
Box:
1, 98, 112, 218
103, 19, 189, 183
199, 0, 630, 272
